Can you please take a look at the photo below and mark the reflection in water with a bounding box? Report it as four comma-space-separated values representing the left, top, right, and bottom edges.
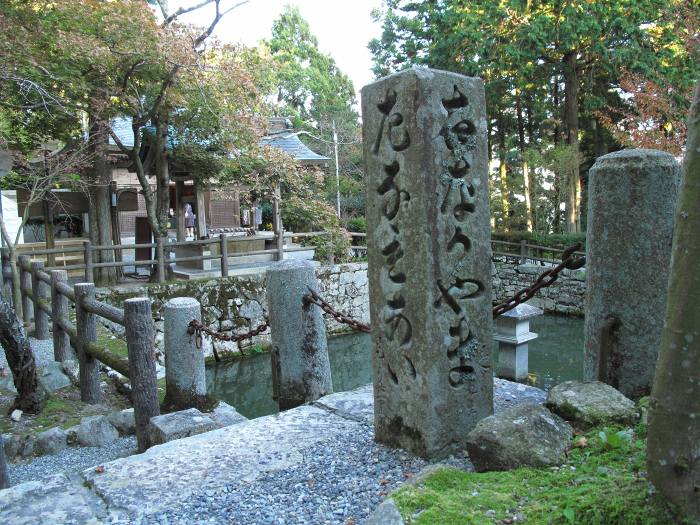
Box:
207, 315, 584, 419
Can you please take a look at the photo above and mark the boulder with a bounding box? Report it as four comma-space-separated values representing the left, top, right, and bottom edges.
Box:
10, 409, 22, 422
209, 401, 247, 428
19, 434, 36, 458
65, 425, 79, 445
107, 409, 136, 436
61, 359, 80, 385
37, 427, 68, 455
148, 408, 218, 446
2, 433, 20, 460
545, 381, 637, 428
365, 499, 404, 525
76, 415, 119, 447
466, 403, 573, 472
37, 361, 72, 392
0, 367, 17, 393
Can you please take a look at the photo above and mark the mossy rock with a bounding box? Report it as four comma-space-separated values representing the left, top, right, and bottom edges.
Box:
545, 380, 638, 429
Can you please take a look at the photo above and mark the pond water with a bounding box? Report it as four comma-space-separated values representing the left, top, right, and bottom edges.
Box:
206, 314, 584, 419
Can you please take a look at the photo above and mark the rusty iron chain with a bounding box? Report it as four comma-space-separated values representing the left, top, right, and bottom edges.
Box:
303, 286, 371, 333
187, 318, 269, 360
185, 244, 584, 345
492, 243, 586, 318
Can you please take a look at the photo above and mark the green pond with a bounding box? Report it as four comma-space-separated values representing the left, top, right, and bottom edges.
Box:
206, 314, 584, 419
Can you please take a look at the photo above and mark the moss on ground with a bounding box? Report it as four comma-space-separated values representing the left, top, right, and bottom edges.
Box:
392, 424, 688, 525
96, 324, 129, 359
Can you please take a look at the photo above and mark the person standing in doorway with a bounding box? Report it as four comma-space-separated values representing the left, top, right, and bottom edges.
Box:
185, 203, 196, 239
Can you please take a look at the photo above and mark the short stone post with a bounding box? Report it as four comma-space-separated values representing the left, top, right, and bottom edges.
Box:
584, 149, 680, 399
163, 297, 208, 410
519, 240, 528, 264
266, 259, 332, 410
31, 261, 49, 340
18, 255, 33, 327
83, 240, 94, 283
219, 233, 229, 277
50, 270, 72, 362
124, 297, 160, 452
494, 304, 543, 381
362, 68, 493, 458
75, 282, 101, 403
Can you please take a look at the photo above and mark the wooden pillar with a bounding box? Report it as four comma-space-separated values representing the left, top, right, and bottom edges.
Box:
75, 282, 101, 404
18, 254, 32, 326
83, 240, 94, 282
175, 181, 185, 242
124, 297, 160, 452
195, 187, 207, 239
273, 185, 284, 261
219, 233, 229, 277
31, 261, 49, 340
42, 199, 55, 267
50, 270, 71, 362
156, 237, 166, 283
110, 182, 123, 280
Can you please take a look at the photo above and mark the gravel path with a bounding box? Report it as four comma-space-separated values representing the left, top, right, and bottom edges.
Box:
7, 437, 137, 486
147, 423, 470, 525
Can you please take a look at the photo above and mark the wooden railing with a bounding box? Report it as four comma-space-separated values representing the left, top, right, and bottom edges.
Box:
5, 257, 159, 452
491, 239, 585, 265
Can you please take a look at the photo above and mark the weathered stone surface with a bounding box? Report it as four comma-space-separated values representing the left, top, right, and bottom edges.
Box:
314, 383, 374, 424
61, 359, 80, 385
163, 297, 208, 410
19, 434, 35, 458
584, 149, 680, 399
210, 401, 247, 428
365, 498, 405, 525
0, 367, 17, 393
84, 405, 354, 518
148, 408, 218, 445
37, 427, 68, 455
362, 67, 493, 458
545, 380, 637, 428
107, 408, 136, 436
10, 409, 22, 422
266, 259, 332, 410
76, 415, 119, 447
466, 403, 573, 471
37, 361, 71, 392
0, 473, 108, 524
2, 432, 20, 460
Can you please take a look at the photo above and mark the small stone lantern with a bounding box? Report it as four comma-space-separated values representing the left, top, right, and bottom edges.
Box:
494, 303, 543, 381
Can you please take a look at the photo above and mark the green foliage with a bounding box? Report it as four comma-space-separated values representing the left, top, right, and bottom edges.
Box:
346, 216, 367, 233
492, 230, 587, 250
392, 425, 689, 524
598, 429, 633, 450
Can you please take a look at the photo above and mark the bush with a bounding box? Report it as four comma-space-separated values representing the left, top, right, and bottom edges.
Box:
492, 230, 587, 250
346, 216, 366, 233
302, 230, 351, 264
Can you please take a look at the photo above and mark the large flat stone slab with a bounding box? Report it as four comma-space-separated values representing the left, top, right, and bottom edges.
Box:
0, 473, 107, 524
83, 404, 361, 519
313, 383, 374, 423
148, 408, 219, 445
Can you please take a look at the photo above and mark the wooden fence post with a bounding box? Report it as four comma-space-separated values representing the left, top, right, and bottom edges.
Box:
219, 233, 229, 277
75, 282, 101, 403
50, 270, 72, 362
31, 260, 49, 340
124, 297, 160, 452
83, 241, 94, 283
156, 236, 166, 283
1, 248, 10, 305
520, 239, 528, 265
18, 254, 32, 327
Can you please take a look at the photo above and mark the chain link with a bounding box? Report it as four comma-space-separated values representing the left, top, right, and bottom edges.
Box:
184, 244, 585, 346
187, 319, 270, 360
303, 287, 371, 333
492, 243, 586, 318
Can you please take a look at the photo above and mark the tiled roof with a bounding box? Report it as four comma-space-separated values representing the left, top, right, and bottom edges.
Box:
261, 132, 330, 163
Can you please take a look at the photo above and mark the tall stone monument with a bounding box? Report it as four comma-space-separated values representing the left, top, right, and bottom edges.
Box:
362, 67, 493, 458
584, 149, 680, 399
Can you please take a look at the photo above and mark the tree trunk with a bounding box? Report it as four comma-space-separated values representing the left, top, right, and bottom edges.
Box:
152, 117, 172, 282
552, 74, 562, 233
516, 93, 533, 231
647, 80, 700, 521
497, 114, 509, 230
88, 115, 117, 286
563, 52, 580, 233
0, 292, 44, 413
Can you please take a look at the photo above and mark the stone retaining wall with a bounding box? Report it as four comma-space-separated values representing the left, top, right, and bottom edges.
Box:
97, 260, 583, 358
96, 263, 369, 357
492, 259, 586, 315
